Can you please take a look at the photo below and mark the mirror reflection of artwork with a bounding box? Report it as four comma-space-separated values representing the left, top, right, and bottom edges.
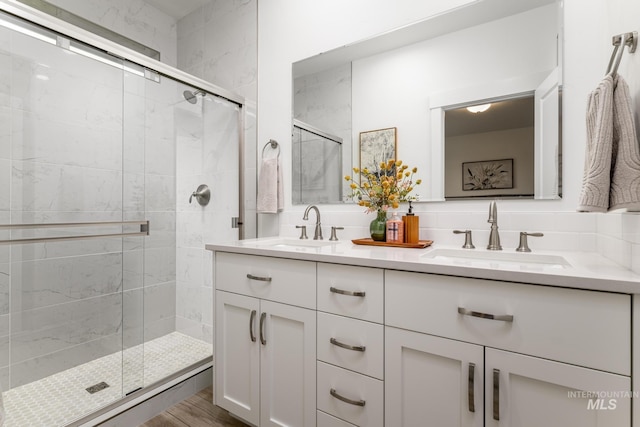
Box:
359, 127, 396, 172
463, 159, 514, 191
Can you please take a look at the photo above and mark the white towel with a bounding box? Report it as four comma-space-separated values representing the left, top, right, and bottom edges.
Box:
257, 157, 284, 213
577, 75, 614, 212
609, 75, 640, 211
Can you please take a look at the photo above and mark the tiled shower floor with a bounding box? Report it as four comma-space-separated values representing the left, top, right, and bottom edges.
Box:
2, 332, 212, 427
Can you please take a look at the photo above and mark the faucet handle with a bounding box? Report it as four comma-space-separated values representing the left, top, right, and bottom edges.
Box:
516, 232, 543, 252
329, 226, 344, 241
296, 225, 308, 239
453, 230, 475, 249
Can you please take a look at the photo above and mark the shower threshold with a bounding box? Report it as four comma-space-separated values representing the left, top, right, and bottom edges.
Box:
2, 332, 212, 427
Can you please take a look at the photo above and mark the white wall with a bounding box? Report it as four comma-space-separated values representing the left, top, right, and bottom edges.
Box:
257, 0, 478, 234
257, 0, 640, 273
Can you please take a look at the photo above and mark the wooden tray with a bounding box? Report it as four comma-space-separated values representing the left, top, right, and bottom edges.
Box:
351, 238, 433, 249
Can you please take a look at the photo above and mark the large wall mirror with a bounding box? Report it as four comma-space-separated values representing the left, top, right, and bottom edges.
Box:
292, 0, 562, 204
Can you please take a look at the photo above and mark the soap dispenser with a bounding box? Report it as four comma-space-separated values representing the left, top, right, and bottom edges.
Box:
402, 201, 419, 244
386, 211, 404, 243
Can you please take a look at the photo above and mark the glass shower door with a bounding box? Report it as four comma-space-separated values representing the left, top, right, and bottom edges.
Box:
1, 14, 131, 426
0, 8, 240, 426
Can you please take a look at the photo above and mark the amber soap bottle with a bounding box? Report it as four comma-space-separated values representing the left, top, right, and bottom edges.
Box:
403, 201, 419, 243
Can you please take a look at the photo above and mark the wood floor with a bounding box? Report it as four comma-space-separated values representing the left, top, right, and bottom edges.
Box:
140, 386, 249, 427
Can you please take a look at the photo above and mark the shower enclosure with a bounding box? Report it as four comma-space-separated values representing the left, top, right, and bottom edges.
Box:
0, 5, 243, 426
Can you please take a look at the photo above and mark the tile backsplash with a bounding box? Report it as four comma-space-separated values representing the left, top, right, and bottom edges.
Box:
278, 208, 640, 274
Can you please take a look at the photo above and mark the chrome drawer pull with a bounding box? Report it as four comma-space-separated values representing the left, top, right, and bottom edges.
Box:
260, 312, 267, 345
330, 287, 365, 297
468, 362, 475, 413
458, 307, 513, 322
330, 338, 366, 352
330, 388, 366, 407
493, 368, 500, 420
249, 310, 257, 342
247, 273, 272, 282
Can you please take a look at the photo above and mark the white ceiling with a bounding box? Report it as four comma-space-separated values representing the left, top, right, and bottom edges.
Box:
144, 0, 209, 19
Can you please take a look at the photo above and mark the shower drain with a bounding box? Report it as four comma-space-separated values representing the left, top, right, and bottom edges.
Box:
86, 382, 110, 394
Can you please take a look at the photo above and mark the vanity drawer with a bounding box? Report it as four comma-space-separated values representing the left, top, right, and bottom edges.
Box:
317, 361, 383, 427
385, 270, 631, 375
317, 312, 384, 379
317, 263, 383, 323
318, 410, 357, 427
215, 252, 316, 309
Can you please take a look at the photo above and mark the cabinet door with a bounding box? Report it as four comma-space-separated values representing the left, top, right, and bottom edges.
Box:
260, 300, 316, 427
486, 348, 631, 427
215, 291, 260, 426
385, 327, 484, 427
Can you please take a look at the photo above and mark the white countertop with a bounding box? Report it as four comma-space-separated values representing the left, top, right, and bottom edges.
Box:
206, 238, 640, 294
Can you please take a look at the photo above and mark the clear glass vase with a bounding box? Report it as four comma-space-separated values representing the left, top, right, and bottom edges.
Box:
370, 209, 387, 241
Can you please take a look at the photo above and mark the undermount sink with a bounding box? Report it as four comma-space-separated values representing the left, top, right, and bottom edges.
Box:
421, 248, 571, 270
244, 238, 335, 249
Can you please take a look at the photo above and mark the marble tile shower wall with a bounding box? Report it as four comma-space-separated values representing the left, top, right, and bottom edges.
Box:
177, 0, 257, 101
175, 0, 256, 343
175, 97, 241, 344
47, 0, 178, 66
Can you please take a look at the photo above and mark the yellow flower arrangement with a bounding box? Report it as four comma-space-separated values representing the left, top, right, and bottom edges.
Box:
344, 159, 421, 213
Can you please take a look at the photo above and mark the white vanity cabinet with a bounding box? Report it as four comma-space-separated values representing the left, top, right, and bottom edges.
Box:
385, 270, 632, 426
208, 242, 638, 427
316, 263, 384, 427
215, 253, 317, 427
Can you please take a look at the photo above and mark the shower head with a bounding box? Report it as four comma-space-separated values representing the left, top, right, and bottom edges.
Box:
183, 89, 206, 104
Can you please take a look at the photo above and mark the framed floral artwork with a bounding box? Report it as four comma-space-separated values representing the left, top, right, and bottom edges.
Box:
463, 158, 513, 191
359, 127, 397, 173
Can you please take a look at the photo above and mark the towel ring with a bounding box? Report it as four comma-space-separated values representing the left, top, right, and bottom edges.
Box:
262, 139, 280, 159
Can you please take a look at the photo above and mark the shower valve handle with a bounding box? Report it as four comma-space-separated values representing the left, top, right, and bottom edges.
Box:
189, 184, 211, 206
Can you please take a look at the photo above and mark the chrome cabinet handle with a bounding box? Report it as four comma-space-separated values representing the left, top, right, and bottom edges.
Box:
493, 368, 500, 421
247, 273, 272, 282
249, 310, 257, 342
458, 307, 513, 322
259, 312, 267, 345
330, 338, 366, 352
468, 362, 475, 413
330, 286, 365, 297
330, 388, 366, 407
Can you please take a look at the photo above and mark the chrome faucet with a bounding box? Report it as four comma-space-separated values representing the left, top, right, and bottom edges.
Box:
303, 205, 323, 240
487, 200, 502, 250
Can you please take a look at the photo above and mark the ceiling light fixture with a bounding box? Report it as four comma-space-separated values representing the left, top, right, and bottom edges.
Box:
466, 103, 492, 113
